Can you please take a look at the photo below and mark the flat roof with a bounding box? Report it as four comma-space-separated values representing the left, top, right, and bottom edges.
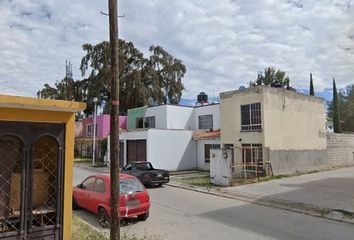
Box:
0, 94, 86, 113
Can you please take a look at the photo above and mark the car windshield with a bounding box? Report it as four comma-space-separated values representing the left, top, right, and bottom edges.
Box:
120, 179, 145, 194
135, 162, 153, 170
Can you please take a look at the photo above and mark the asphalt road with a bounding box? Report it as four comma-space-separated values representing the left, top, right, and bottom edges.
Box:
73, 167, 354, 240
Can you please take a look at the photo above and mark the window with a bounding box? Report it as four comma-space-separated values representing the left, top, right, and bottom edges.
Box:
204, 144, 220, 163
86, 124, 97, 137
198, 115, 213, 130
81, 177, 95, 190
242, 144, 263, 171
136, 117, 144, 128
241, 103, 261, 131
145, 116, 156, 128
120, 179, 145, 194
94, 179, 106, 193
135, 162, 153, 170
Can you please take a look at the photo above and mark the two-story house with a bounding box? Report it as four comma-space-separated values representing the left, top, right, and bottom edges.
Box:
220, 86, 327, 175
120, 99, 220, 171
75, 114, 128, 159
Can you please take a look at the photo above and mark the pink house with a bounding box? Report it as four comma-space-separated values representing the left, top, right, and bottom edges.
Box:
75, 114, 127, 138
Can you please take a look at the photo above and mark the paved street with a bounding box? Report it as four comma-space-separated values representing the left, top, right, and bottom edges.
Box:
73, 167, 354, 240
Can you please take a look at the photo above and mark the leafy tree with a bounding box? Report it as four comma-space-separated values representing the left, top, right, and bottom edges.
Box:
38, 39, 186, 117
146, 46, 186, 104
250, 67, 290, 88
332, 78, 341, 133
309, 73, 314, 96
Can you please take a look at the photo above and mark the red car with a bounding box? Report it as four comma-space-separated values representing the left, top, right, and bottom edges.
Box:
73, 173, 150, 227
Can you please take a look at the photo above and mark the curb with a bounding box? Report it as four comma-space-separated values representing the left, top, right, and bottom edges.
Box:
166, 182, 354, 225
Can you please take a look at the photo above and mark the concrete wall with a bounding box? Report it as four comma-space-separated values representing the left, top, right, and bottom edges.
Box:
197, 139, 220, 171
263, 87, 326, 150
120, 129, 196, 171
166, 105, 194, 130
269, 150, 328, 175
147, 129, 196, 171
194, 104, 220, 130
145, 105, 168, 129
210, 149, 232, 186
127, 107, 145, 130
80, 115, 127, 138
327, 133, 354, 166
220, 86, 328, 176
220, 87, 264, 148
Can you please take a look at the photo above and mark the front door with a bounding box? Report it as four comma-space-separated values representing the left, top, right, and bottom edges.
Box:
0, 121, 65, 240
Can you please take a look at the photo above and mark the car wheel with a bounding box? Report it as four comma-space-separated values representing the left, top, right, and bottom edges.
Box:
98, 207, 110, 228
72, 197, 80, 210
137, 211, 149, 221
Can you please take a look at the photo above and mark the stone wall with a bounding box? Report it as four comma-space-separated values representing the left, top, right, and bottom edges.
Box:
327, 133, 354, 166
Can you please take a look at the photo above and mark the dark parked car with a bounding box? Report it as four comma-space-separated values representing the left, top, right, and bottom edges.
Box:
121, 161, 169, 186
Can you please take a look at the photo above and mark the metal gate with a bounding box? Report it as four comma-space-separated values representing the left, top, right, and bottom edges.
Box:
0, 121, 65, 240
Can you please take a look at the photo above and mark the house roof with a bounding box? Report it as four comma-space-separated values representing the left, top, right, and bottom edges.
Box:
0, 94, 86, 112
192, 129, 221, 140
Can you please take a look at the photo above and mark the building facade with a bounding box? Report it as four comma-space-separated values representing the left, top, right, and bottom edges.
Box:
121, 103, 220, 171
221, 86, 327, 175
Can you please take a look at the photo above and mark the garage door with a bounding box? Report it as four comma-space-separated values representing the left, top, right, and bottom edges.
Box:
127, 140, 146, 163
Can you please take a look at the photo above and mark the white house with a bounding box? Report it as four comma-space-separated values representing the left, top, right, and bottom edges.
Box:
120, 98, 220, 171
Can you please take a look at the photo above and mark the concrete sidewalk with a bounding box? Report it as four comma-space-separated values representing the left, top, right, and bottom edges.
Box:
167, 167, 354, 224
226, 167, 354, 213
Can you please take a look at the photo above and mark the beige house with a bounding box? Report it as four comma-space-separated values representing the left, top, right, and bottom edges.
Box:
220, 86, 327, 175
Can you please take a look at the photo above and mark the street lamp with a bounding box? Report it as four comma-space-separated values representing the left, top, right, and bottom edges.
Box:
92, 97, 98, 166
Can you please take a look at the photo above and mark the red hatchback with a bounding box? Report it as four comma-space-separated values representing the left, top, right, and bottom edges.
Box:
73, 173, 150, 227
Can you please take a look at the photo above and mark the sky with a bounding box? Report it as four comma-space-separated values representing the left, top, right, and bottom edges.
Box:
1, 0, 354, 104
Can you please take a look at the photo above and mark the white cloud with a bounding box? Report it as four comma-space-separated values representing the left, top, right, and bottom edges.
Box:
0, 0, 354, 101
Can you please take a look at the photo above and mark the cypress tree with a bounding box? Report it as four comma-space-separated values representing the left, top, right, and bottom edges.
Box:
333, 78, 341, 133
309, 73, 314, 96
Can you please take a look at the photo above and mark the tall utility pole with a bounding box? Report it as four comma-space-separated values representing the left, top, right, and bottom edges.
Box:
108, 0, 120, 239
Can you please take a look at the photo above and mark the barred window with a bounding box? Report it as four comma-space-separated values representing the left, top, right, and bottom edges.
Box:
145, 116, 156, 128
204, 144, 220, 163
198, 114, 213, 130
241, 103, 261, 131
242, 143, 263, 171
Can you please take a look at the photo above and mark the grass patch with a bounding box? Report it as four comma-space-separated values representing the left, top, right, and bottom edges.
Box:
72, 215, 107, 240
72, 215, 162, 240
180, 176, 216, 188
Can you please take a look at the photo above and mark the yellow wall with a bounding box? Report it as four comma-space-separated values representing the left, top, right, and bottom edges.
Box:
220, 86, 326, 150
220, 87, 264, 148
263, 87, 326, 150
0, 107, 78, 240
